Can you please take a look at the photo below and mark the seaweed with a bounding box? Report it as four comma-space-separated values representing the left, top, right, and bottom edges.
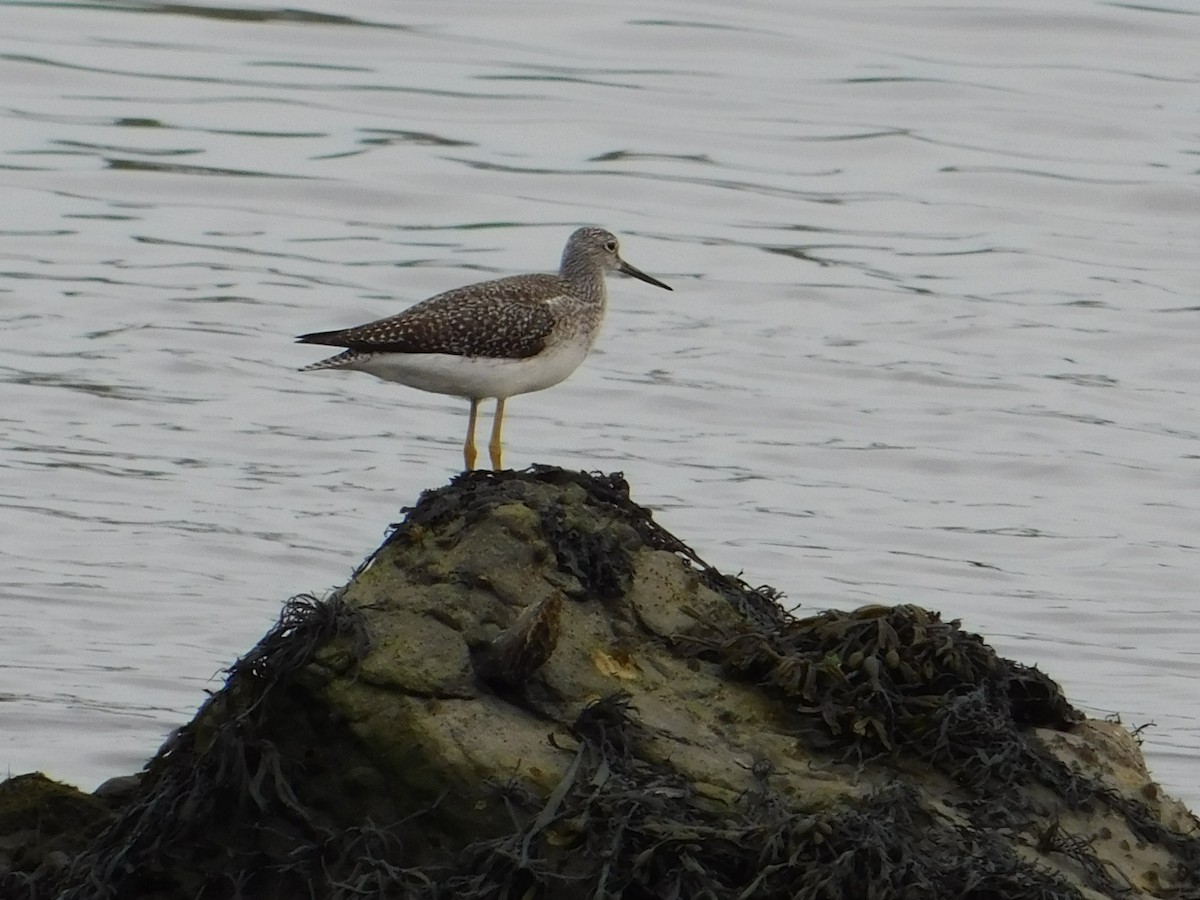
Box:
430, 695, 1085, 900
55, 594, 372, 900
702, 602, 1085, 800
538, 501, 633, 600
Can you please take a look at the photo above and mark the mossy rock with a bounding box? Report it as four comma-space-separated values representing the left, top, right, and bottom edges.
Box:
0, 772, 113, 886
5, 467, 1198, 899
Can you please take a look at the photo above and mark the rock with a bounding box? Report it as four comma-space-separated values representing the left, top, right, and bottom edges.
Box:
0, 772, 113, 892
92, 774, 142, 806
2, 467, 1198, 899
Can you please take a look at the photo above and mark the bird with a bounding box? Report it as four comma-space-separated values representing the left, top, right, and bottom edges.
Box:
297, 226, 672, 470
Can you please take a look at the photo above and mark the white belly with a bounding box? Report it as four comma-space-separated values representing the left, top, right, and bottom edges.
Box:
347, 340, 592, 400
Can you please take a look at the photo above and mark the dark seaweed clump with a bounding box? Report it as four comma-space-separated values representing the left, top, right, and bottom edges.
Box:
425, 695, 1086, 900
44, 595, 372, 900
710, 603, 1083, 798
687, 594, 1200, 888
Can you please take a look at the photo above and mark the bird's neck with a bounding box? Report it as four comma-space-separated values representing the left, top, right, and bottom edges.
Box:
559, 262, 607, 308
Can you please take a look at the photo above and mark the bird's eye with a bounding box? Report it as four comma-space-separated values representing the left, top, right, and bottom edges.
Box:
604, 240, 617, 252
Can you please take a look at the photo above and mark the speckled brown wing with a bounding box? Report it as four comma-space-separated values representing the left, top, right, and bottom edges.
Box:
297, 274, 566, 360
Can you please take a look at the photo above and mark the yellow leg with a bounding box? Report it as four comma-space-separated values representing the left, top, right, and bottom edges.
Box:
464, 399, 479, 471
488, 398, 506, 470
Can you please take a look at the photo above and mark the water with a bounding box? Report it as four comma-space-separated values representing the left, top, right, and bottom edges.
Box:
2, 0, 1197, 805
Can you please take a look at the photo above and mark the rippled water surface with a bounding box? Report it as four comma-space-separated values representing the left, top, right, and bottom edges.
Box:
2, 0, 1198, 802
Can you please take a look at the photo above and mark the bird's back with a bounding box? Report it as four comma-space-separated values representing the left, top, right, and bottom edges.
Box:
298, 273, 572, 360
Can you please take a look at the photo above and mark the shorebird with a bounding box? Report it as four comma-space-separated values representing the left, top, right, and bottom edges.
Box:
297, 226, 672, 470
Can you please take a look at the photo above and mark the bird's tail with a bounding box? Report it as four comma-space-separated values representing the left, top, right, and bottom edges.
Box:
298, 349, 364, 372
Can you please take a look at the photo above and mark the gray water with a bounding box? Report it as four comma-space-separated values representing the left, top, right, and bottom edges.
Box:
2, 0, 1198, 805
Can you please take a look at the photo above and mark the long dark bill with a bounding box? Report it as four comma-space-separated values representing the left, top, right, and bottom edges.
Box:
618, 259, 673, 291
